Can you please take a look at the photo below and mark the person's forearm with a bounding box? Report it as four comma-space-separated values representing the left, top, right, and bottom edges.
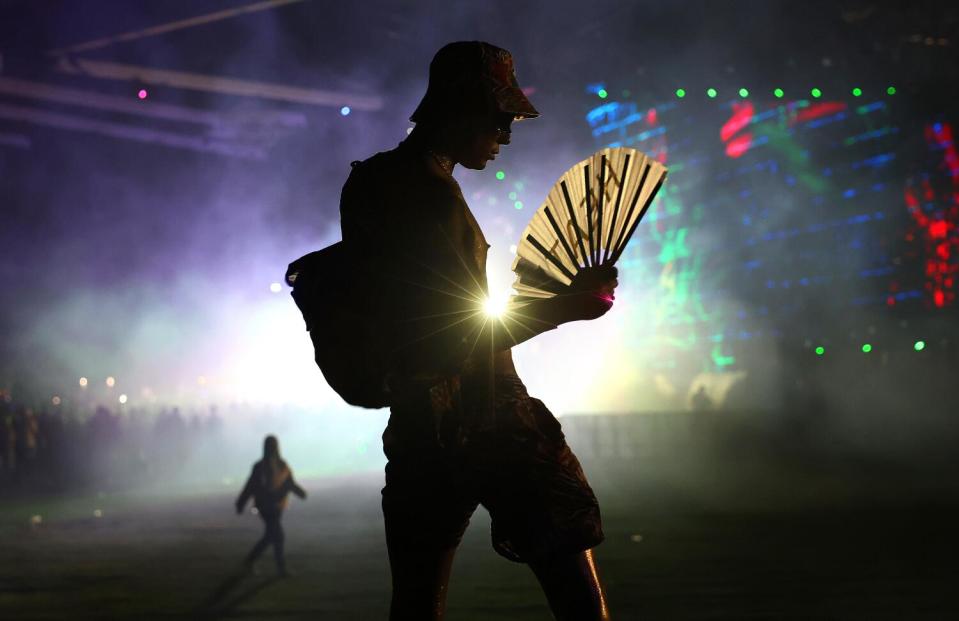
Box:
237, 476, 255, 508
390, 295, 578, 376
455, 295, 574, 363
489, 296, 570, 350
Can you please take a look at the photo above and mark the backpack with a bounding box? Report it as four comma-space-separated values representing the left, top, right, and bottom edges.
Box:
285, 242, 390, 409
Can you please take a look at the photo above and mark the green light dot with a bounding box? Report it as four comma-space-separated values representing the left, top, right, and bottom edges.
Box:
852, 87, 862, 97
862, 343, 872, 353
773, 88, 784, 98
914, 340, 925, 351
815, 346, 825, 356
706, 88, 717, 98
675, 88, 686, 98
811, 88, 822, 98
738, 88, 749, 98
887, 86, 896, 95
514, 201, 523, 210
495, 171, 505, 180
597, 88, 608, 99
508, 191, 517, 200
514, 181, 524, 190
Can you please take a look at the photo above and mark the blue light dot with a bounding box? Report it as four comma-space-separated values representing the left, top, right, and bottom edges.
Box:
340, 106, 351, 116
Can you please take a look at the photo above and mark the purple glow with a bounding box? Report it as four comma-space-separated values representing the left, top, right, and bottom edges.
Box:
137, 89, 148, 100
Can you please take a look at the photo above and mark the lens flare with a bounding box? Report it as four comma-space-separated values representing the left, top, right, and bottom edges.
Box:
483, 293, 509, 318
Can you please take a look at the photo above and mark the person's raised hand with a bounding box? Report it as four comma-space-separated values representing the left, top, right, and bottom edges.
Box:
560, 264, 619, 322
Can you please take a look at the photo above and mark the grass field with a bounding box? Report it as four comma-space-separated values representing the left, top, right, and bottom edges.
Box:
2, 413, 957, 620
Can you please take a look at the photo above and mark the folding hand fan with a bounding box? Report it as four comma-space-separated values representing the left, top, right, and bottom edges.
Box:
510, 147, 667, 299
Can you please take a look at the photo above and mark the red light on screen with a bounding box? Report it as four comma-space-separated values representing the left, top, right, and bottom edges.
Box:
930, 220, 948, 239
720, 102, 754, 142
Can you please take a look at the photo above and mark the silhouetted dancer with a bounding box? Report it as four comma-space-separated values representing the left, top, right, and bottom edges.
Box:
340, 42, 618, 620
692, 385, 713, 412
235, 435, 306, 577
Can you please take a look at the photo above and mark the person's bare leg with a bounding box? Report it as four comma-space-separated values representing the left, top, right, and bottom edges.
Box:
386, 535, 457, 621
529, 548, 611, 621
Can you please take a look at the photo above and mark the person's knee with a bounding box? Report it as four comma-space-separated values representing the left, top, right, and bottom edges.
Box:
531, 550, 611, 621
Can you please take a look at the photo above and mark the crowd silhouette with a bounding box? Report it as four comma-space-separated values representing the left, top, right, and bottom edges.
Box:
0, 399, 226, 494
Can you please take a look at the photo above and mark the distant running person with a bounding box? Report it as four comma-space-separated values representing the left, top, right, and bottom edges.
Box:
235, 435, 307, 577
340, 41, 617, 620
